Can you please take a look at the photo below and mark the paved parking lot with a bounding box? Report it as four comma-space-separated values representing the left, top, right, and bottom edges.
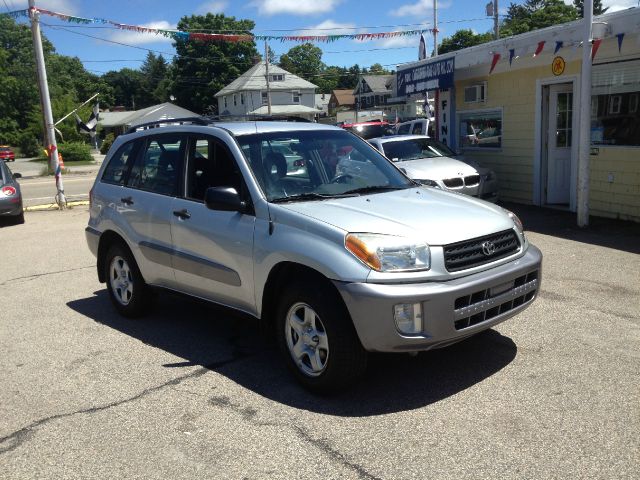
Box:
0, 206, 638, 479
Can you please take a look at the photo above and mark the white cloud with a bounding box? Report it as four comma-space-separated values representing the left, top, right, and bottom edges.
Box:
250, 0, 341, 16
109, 21, 177, 46
298, 19, 357, 36
196, 1, 228, 14
377, 35, 420, 48
390, 0, 452, 17
602, 0, 638, 12
19, 0, 80, 15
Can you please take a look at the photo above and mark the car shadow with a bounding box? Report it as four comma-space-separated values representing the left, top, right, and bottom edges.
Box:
67, 290, 517, 417
501, 201, 640, 254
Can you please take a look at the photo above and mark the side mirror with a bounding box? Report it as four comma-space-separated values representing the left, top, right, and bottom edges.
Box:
13, 173, 22, 179
399, 167, 408, 174
204, 187, 245, 212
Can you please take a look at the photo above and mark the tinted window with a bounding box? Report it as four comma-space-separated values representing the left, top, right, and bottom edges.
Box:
411, 123, 423, 135
128, 135, 185, 196
102, 141, 137, 185
383, 138, 455, 162
397, 124, 411, 134
185, 136, 243, 201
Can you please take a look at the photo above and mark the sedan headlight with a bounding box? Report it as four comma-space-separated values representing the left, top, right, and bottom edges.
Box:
416, 179, 440, 188
345, 233, 430, 272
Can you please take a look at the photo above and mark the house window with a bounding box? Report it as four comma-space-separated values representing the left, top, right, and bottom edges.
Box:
262, 91, 268, 105
224, 96, 227, 108
233, 94, 237, 106
270, 74, 284, 82
292, 92, 301, 103
241, 93, 244, 105
458, 109, 502, 149
591, 60, 640, 146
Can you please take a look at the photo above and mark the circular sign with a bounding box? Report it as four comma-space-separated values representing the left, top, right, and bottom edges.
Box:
552, 56, 566, 76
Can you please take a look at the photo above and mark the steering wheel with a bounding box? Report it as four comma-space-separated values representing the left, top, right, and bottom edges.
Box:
330, 174, 353, 184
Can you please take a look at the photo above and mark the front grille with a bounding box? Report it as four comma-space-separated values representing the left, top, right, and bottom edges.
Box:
443, 177, 463, 188
454, 270, 539, 330
444, 229, 520, 272
464, 175, 480, 186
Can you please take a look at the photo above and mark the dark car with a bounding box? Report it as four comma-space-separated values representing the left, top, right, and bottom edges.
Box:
0, 145, 16, 162
340, 121, 394, 140
0, 160, 24, 224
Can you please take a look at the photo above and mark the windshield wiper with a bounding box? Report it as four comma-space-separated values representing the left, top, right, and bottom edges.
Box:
271, 192, 356, 203
341, 185, 407, 195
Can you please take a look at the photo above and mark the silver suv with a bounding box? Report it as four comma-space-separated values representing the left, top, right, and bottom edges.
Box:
86, 120, 542, 392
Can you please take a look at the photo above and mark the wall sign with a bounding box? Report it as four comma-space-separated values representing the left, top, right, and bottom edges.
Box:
552, 56, 566, 76
397, 57, 455, 96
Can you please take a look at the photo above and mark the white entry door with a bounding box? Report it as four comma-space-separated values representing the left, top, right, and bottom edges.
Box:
546, 84, 573, 204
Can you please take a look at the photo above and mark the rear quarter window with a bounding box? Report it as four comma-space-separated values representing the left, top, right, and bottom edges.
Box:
102, 141, 138, 185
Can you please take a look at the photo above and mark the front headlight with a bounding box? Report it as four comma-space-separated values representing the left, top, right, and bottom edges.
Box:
416, 179, 440, 188
345, 233, 430, 272
505, 210, 524, 235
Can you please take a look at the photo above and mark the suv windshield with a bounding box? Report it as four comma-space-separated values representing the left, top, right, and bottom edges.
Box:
382, 137, 456, 162
237, 129, 413, 202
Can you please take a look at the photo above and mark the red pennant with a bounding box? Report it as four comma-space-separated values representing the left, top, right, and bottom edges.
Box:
591, 38, 602, 61
534, 41, 545, 57
490, 53, 501, 74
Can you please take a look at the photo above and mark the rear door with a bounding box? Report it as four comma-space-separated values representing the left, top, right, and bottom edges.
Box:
169, 134, 256, 313
121, 133, 186, 287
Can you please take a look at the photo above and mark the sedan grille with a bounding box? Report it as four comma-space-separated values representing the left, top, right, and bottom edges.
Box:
464, 175, 480, 186
443, 177, 463, 188
444, 229, 520, 272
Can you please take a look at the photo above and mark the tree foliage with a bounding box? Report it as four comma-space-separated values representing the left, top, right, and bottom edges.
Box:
438, 29, 495, 54
171, 13, 259, 114
278, 43, 325, 80
573, 0, 608, 17
501, 0, 579, 37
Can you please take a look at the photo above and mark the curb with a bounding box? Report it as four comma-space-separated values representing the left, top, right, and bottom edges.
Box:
25, 200, 89, 212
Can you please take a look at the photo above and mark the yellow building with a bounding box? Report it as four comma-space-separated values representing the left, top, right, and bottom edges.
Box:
397, 8, 640, 223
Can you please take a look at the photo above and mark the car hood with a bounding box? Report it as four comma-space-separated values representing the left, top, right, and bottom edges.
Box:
277, 187, 513, 246
395, 156, 478, 180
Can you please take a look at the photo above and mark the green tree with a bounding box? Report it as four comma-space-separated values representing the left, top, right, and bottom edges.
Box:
139, 52, 170, 106
278, 43, 325, 81
102, 68, 146, 109
573, 0, 608, 17
501, 0, 579, 37
438, 29, 494, 54
171, 13, 259, 114
368, 63, 392, 75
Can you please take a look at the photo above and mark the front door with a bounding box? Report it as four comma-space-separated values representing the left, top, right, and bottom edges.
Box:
546, 84, 573, 204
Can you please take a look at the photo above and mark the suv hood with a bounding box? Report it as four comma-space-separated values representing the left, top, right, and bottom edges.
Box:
277, 187, 513, 246
396, 156, 478, 180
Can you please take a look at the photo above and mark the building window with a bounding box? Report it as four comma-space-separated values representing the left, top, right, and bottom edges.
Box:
262, 91, 268, 105
241, 93, 244, 105
270, 74, 284, 82
224, 96, 227, 108
292, 92, 300, 103
458, 109, 502, 149
591, 60, 640, 146
233, 94, 237, 106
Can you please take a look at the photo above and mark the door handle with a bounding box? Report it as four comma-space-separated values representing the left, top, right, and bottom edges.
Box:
173, 209, 191, 220
120, 196, 133, 205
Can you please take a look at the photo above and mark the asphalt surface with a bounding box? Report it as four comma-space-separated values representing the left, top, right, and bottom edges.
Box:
0, 206, 638, 479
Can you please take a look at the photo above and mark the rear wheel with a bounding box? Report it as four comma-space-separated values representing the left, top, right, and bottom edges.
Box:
104, 243, 150, 318
13, 211, 24, 224
276, 277, 367, 393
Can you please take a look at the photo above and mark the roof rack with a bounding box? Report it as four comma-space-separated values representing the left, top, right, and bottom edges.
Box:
126, 117, 210, 134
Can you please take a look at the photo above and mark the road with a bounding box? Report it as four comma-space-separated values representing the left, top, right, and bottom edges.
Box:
0, 206, 638, 479
19, 174, 95, 207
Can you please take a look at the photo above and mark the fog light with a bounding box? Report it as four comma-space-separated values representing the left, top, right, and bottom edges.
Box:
394, 303, 423, 335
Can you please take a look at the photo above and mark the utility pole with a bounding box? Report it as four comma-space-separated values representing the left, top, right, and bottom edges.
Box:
494, 0, 500, 39
29, 0, 65, 208
577, 0, 593, 227
356, 73, 361, 122
433, 0, 438, 56
264, 40, 272, 116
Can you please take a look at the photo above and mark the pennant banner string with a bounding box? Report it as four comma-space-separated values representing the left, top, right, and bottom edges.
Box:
2, 8, 435, 43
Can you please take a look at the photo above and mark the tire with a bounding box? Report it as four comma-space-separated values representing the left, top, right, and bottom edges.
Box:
103, 243, 150, 318
276, 277, 368, 393
13, 211, 24, 225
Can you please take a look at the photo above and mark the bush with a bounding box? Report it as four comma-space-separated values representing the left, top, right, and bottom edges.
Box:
57, 142, 93, 162
100, 133, 115, 154
17, 132, 41, 158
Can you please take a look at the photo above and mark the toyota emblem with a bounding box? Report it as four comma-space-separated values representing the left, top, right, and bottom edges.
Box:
481, 241, 496, 256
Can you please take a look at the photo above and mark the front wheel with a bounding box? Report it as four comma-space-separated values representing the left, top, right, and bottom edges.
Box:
104, 243, 150, 318
276, 278, 367, 393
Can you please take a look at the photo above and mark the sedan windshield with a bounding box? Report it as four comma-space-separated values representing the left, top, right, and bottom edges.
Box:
237, 129, 413, 202
382, 137, 456, 162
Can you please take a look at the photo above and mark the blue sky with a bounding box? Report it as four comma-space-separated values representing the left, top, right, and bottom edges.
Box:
6, 0, 636, 76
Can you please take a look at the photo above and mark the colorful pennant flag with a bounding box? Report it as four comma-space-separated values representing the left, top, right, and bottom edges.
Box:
616, 33, 624, 53
534, 41, 546, 57
509, 48, 515, 66
490, 53, 501, 74
591, 38, 602, 61
554, 41, 563, 54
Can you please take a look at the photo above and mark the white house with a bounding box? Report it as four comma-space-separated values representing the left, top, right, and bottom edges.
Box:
215, 62, 319, 120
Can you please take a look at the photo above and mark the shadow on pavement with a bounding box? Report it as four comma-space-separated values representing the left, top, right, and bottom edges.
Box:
67, 289, 517, 416
502, 202, 640, 254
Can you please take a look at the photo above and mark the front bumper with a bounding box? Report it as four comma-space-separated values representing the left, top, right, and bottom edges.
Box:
334, 245, 542, 352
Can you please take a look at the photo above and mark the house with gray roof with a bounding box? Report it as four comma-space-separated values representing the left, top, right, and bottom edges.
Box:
353, 75, 394, 109
215, 62, 319, 120
98, 102, 197, 137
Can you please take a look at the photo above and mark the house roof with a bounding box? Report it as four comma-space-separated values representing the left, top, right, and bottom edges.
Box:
98, 102, 198, 128
215, 62, 318, 97
360, 75, 394, 93
331, 89, 355, 106
247, 104, 320, 115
